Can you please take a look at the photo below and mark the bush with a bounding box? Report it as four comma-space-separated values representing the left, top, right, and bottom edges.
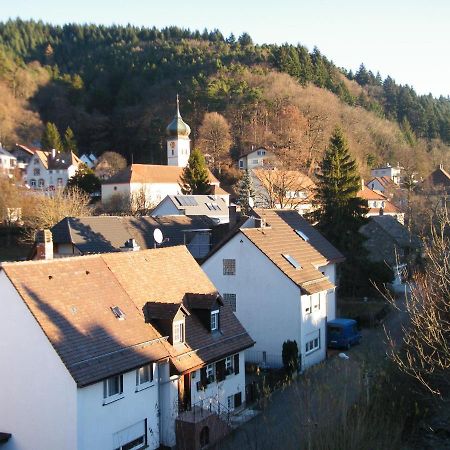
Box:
282, 340, 299, 378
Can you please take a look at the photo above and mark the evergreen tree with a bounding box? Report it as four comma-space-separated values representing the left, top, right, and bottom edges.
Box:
66, 164, 100, 194
179, 148, 211, 195
63, 126, 78, 155
41, 122, 63, 152
237, 169, 255, 215
312, 127, 374, 295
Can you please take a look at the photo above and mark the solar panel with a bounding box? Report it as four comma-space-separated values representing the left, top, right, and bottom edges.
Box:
282, 253, 302, 269
175, 196, 198, 207
295, 229, 309, 241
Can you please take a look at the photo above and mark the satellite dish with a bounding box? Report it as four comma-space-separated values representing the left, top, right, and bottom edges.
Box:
153, 228, 163, 244
248, 197, 255, 208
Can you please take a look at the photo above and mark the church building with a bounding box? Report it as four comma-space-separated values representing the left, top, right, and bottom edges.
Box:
101, 98, 227, 208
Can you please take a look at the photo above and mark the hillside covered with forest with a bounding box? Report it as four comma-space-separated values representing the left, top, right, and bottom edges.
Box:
0, 19, 449, 178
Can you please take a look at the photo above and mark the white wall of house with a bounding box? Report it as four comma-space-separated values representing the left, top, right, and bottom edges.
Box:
238, 149, 274, 170
151, 197, 182, 216
101, 183, 131, 203
130, 182, 182, 207
77, 364, 160, 450
0, 271, 78, 450
371, 166, 401, 184
319, 263, 337, 321
158, 362, 178, 448
202, 232, 303, 368
190, 352, 246, 410
0, 153, 16, 175
167, 137, 190, 168
26, 154, 77, 190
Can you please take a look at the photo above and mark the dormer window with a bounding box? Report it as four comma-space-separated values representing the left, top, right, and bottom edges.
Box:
211, 310, 219, 332
173, 320, 185, 344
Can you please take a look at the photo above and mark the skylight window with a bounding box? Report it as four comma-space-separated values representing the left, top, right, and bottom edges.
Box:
282, 254, 302, 269
295, 229, 309, 241
111, 306, 126, 320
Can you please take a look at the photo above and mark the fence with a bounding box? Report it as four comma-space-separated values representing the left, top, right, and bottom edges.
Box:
245, 349, 283, 369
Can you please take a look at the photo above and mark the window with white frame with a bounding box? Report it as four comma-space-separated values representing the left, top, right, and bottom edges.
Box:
103, 374, 123, 403
252, 159, 258, 164
113, 419, 147, 450
173, 320, 185, 344
211, 310, 219, 331
136, 363, 153, 390
225, 356, 233, 374
305, 330, 320, 355
30, 179, 36, 187
223, 259, 236, 275
206, 363, 215, 382
223, 293, 236, 311
38, 179, 45, 187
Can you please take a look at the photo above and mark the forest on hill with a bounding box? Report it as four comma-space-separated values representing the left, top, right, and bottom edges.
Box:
0, 19, 449, 178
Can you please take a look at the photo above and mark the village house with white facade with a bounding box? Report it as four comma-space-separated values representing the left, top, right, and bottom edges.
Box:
0, 246, 253, 450
238, 147, 276, 170
25, 148, 82, 191
202, 209, 344, 370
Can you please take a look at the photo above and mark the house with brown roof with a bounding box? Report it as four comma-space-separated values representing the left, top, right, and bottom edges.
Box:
0, 246, 253, 450
202, 209, 344, 370
366, 176, 398, 195
25, 148, 82, 191
422, 164, 450, 194
357, 186, 404, 224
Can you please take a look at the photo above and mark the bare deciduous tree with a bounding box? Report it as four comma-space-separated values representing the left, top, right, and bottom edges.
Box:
198, 112, 232, 173
386, 207, 450, 399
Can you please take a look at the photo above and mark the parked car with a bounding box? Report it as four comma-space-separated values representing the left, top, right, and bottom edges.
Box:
327, 318, 362, 350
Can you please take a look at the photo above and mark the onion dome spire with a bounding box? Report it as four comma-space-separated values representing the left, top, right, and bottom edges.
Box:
166, 94, 191, 137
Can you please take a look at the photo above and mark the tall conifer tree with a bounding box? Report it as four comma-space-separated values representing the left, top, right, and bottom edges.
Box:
179, 149, 211, 195
237, 169, 255, 215
41, 122, 63, 152
63, 127, 78, 155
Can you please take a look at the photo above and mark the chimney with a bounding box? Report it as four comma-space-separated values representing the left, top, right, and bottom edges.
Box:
228, 204, 237, 226
361, 178, 365, 190
439, 163, 444, 170
36, 230, 53, 260
51, 148, 56, 158
120, 238, 140, 252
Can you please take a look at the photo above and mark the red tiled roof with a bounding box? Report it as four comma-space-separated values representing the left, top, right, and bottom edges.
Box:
1, 246, 253, 384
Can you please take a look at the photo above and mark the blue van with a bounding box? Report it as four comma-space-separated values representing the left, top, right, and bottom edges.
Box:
327, 319, 362, 349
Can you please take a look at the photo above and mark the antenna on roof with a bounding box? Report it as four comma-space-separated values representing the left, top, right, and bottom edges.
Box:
153, 228, 164, 248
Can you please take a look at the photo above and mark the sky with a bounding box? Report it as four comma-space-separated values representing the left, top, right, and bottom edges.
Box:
1, 0, 449, 98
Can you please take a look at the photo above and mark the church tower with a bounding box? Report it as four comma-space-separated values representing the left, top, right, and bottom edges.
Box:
166, 95, 191, 167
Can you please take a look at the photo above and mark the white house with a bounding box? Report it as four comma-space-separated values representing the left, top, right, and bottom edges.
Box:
0, 246, 253, 450
238, 147, 275, 170
25, 148, 82, 191
202, 209, 344, 371
102, 99, 227, 207
152, 195, 230, 223
370, 163, 402, 185
79, 153, 98, 169
0, 145, 17, 177
358, 186, 404, 224
366, 176, 397, 195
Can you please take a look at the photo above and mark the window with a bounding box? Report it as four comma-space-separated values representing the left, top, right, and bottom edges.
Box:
206, 363, 215, 382
294, 229, 309, 242
257, 150, 266, 156
103, 374, 123, 403
57, 178, 63, 186
33, 168, 40, 176
304, 297, 312, 314
305, 330, 320, 355
136, 364, 153, 390
30, 179, 36, 187
227, 395, 234, 410
225, 356, 233, 374
38, 179, 45, 188
113, 419, 147, 450
211, 310, 219, 331
252, 159, 258, 164
33, 158, 39, 165
223, 293, 236, 311
173, 320, 185, 344
239, 160, 244, 168
223, 259, 236, 275
111, 306, 126, 320
282, 253, 301, 269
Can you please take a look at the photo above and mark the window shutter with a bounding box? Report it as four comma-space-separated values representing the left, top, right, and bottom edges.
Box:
198, 367, 207, 390
234, 354, 240, 375
234, 391, 242, 408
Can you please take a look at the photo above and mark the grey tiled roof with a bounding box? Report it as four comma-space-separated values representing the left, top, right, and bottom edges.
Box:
51, 215, 216, 254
